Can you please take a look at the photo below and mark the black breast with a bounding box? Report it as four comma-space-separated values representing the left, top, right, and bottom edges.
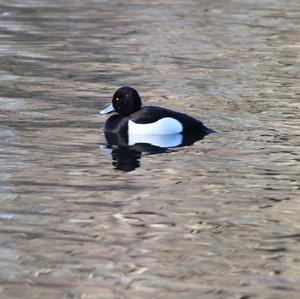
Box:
104, 114, 128, 135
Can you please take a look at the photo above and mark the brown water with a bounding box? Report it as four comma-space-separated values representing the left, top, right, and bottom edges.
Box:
0, 0, 299, 298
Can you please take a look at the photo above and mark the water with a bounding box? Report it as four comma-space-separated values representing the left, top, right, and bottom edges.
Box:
0, 0, 299, 298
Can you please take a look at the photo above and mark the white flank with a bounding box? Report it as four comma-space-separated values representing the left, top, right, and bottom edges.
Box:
128, 133, 183, 148
128, 117, 183, 135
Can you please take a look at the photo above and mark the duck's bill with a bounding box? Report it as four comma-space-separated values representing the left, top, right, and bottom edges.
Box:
100, 103, 114, 115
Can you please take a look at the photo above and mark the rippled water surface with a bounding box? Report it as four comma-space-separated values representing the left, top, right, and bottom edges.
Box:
0, 0, 299, 298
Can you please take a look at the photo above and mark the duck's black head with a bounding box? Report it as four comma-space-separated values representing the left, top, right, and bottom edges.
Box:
100, 86, 142, 117
112, 86, 142, 116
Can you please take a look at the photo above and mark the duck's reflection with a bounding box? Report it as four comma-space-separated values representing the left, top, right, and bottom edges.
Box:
101, 131, 210, 172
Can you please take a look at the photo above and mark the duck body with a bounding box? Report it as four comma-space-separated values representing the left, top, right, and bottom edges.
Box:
100, 86, 212, 136
104, 105, 209, 135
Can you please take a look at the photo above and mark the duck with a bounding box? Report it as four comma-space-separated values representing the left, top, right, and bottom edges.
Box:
100, 86, 212, 135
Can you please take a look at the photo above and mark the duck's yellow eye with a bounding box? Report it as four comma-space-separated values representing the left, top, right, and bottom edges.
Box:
115, 97, 119, 101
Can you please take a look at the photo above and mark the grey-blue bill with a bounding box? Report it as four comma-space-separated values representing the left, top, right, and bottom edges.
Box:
100, 103, 114, 115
